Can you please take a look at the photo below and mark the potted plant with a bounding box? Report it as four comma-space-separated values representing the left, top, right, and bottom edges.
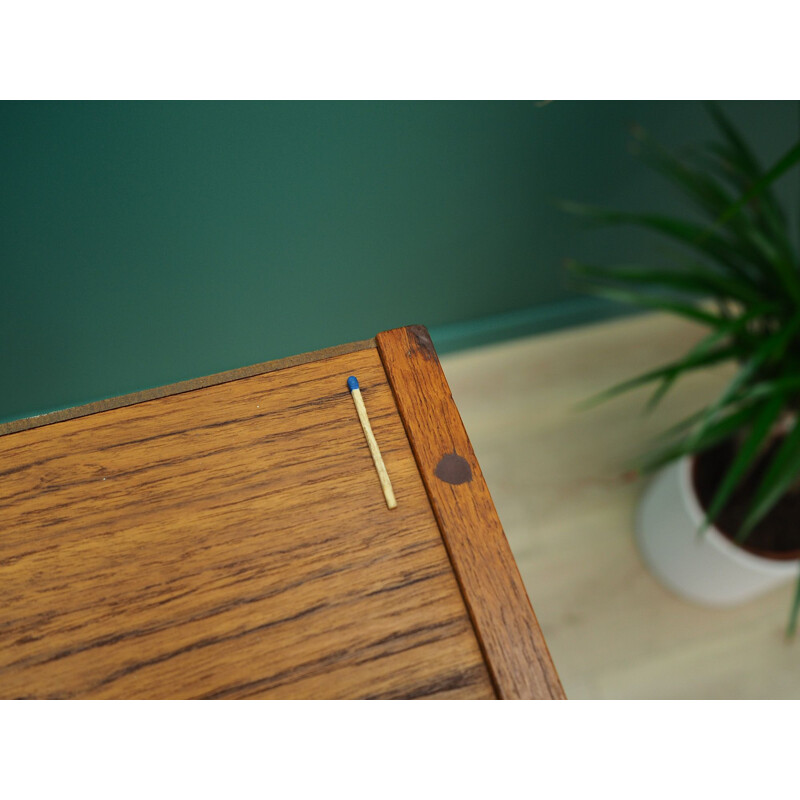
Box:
562, 102, 800, 635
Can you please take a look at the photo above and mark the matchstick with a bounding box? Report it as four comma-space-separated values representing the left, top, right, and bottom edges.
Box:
347, 376, 397, 509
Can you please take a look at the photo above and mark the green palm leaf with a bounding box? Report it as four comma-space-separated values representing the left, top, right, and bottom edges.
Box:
570, 284, 724, 327
739, 419, 800, 541
704, 101, 786, 225
714, 140, 800, 305
564, 103, 800, 635
645, 305, 773, 412
787, 575, 800, 639
560, 202, 766, 287
566, 260, 767, 307
701, 394, 785, 531
739, 376, 800, 404
685, 316, 800, 454
704, 101, 797, 278
576, 343, 741, 411
633, 125, 798, 279
638, 402, 764, 474
648, 407, 709, 444
632, 125, 739, 219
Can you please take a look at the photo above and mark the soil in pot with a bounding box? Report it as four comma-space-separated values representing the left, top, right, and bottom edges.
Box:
693, 438, 800, 560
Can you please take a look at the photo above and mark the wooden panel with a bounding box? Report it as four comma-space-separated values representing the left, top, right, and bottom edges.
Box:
377, 325, 565, 699
0, 347, 495, 699
0, 338, 376, 437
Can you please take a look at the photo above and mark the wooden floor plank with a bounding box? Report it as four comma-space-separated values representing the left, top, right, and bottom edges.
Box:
441, 312, 800, 700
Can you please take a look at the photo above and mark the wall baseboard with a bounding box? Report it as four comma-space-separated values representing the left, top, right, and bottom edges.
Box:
429, 296, 638, 355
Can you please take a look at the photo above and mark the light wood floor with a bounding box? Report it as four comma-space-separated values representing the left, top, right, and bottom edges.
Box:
440, 312, 800, 699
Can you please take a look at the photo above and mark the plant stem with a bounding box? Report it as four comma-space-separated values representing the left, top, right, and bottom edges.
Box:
787, 572, 800, 639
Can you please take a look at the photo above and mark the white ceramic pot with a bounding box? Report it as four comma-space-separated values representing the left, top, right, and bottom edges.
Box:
636, 457, 800, 606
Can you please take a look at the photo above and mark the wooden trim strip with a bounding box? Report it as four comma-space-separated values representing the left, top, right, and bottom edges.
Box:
376, 325, 565, 700
1, 338, 377, 437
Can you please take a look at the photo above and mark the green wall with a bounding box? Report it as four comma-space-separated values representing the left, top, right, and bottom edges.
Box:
2, 101, 797, 423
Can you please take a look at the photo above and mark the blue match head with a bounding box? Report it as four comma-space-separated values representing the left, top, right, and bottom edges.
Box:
347, 376, 359, 391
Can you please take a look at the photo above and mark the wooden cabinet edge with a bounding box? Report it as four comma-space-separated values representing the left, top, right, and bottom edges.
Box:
2, 328, 564, 699
1, 338, 377, 437
376, 325, 565, 700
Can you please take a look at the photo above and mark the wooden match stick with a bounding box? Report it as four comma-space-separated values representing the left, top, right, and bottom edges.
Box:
347, 376, 397, 509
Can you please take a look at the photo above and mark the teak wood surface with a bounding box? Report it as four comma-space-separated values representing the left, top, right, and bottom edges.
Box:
0, 328, 561, 699
377, 326, 564, 699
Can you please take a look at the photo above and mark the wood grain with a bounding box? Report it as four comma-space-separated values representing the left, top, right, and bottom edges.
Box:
0, 346, 495, 699
377, 325, 565, 699
0, 338, 377, 437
